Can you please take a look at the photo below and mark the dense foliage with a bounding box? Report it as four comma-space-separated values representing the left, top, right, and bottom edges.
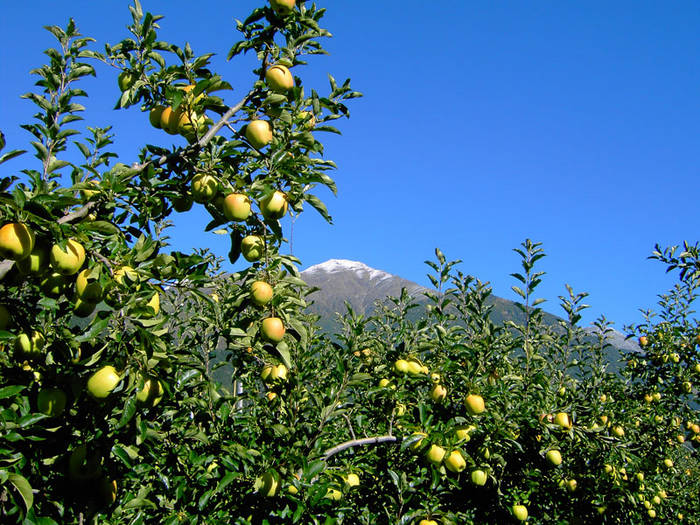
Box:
0, 2, 698, 523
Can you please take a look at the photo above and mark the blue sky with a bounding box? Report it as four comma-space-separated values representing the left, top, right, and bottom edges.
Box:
2, 1, 699, 330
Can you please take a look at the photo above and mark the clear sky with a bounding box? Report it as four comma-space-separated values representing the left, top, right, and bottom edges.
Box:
2, 1, 699, 330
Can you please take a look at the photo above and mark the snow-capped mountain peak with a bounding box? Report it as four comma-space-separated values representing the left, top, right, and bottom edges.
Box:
302, 259, 393, 283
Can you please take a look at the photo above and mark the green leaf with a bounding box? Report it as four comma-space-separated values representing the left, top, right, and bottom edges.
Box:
8, 472, 33, 511
0, 385, 25, 399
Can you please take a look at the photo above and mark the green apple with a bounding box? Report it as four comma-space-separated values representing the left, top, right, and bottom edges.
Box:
73, 297, 97, 318
425, 444, 446, 466
566, 479, 577, 492
40, 272, 69, 296
191, 173, 218, 203
546, 450, 562, 466
241, 235, 264, 262
465, 394, 485, 415
259, 190, 288, 220
223, 193, 251, 221
612, 425, 625, 438
172, 192, 193, 212
14, 331, 45, 360
37, 388, 67, 417
87, 366, 121, 399
325, 488, 342, 501
512, 505, 528, 521
344, 473, 360, 489
271, 364, 288, 382
270, 0, 295, 15
258, 471, 280, 497
136, 378, 163, 407
419, 521, 438, 525
149, 105, 165, 129
251, 281, 274, 306
265, 64, 294, 93
554, 412, 571, 429
76, 268, 102, 302
50, 239, 86, 276
261, 317, 285, 343
393, 359, 409, 373
444, 450, 466, 473
118, 71, 136, 91
0, 222, 35, 261
470, 469, 487, 486
430, 384, 447, 403
245, 120, 272, 149
15, 242, 49, 275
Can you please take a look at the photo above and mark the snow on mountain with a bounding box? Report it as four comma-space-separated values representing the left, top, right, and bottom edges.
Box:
302, 259, 393, 283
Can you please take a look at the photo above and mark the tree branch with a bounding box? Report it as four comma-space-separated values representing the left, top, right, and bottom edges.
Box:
321, 435, 397, 462
0, 260, 13, 281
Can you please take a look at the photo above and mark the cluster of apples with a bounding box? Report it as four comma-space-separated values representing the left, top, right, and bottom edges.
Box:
148, 85, 209, 141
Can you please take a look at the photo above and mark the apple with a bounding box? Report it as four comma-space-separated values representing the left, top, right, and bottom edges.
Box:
418, 520, 438, 525
40, 272, 69, 296
118, 71, 135, 91
245, 120, 272, 149
298, 110, 316, 130
378, 378, 391, 388
73, 297, 97, 318
554, 412, 572, 429
465, 394, 485, 415
158, 106, 178, 135
114, 266, 139, 286
265, 64, 294, 93
0, 222, 35, 261
149, 105, 165, 128
144, 292, 160, 317
259, 471, 280, 497
444, 450, 466, 473
251, 281, 274, 306
172, 193, 193, 212
663, 458, 673, 468
639, 336, 649, 347
270, 0, 295, 16
136, 378, 163, 407
682, 381, 692, 393
261, 317, 285, 342
261, 364, 274, 382
325, 488, 342, 501
241, 235, 264, 262
470, 469, 487, 486
76, 268, 102, 302
0, 304, 10, 330
344, 473, 360, 489
271, 364, 288, 382
393, 359, 409, 373
14, 331, 45, 359
87, 366, 121, 399
68, 445, 102, 481
652, 392, 661, 401
15, 242, 49, 275
455, 425, 475, 442
512, 505, 528, 521
566, 479, 577, 492
694, 363, 700, 374
259, 190, 288, 220
406, 360, 424, 376
98, 477, 118, 506
395, 403, 406, 416
648, 509, 656, 518
191, 173, 218, 203
266, 391, 278, 402
600, 415, 608, 424
425, 444, 446, 466
430, 384, 447, 403
50, 239, 85, 275
223, 193, 251, 222
546, 450, 562, 466
37, 388, 67, 417
612, 425, 625, 438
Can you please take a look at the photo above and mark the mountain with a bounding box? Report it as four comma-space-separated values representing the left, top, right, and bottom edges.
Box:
301, 259, 639, 355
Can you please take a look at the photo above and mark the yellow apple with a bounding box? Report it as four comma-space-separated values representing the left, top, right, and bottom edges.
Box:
393, 359, 409, 373
378, 378, 392, 388
663, 458, 673, 468
259, 471, 280, 497
470, 469, 487, 486
0, 222, 35, 261
430, 384, 447, 403
159, 106, 178, 135
455, 425, 475, 442
223, 193, 251, 222
241, 235, 264, 262
325, 488, 342, 501
136, 378, 163, 407
251, 281, 274, 306
113, 266, 139, 286
512, 505, 528, 521
76, 268, 102, 302
406, 360, 423, 376
612, 425, 625, 438
444, 450, 466, 473
261, 317, 285, 342
87, 366, 121, 399
191, 173, 218, 203
298, 110, 316, 130
37, 388, 67, 417
50, 239, 85, 275
266, 391, 277, 401
245, 120, 272, 149
265, 64, 294, 93
144, 292, 160, 317
259, 190, 288, 220
425, 444, 446, 466
419, 520, 438, 525
270, 0, 295, 15
465, 394, 485, 415
271, 364, 288, 382
73, 297, 97, 318
566, 479, 577, 492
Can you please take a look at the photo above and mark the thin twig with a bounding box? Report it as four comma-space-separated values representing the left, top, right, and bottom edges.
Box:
321, 435, 397, 462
